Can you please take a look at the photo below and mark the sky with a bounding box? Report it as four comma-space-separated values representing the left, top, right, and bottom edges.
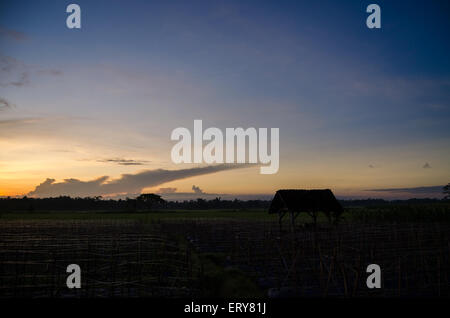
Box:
0, 0, 449, 200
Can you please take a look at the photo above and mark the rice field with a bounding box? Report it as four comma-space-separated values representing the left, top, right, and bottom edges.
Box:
0, 220, 201, 297
0, 214, 448, 298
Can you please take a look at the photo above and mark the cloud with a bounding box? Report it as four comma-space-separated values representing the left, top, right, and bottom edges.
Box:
423, 162, 431, 169
0, 71, 29, 87
158, 187, 177, 194
0, 26, 28, 41
28, 176, 109, 198
37, 69, 63, 76
0, 55, 29, 87
0, 117, 43, 126
0, 116, 79, 129
0, 97, 14, 111
10, 71, 29, 87
0, 54, 62, 87
97, 158, 150, 166
192, 185, 203, 194
368, 164, 374, 168
366, 185, 444, 195
27, 164, 248, 198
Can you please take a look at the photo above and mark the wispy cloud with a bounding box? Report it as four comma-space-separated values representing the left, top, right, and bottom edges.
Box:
0, 54, 62, 88
0, 26, 28, 41
0, 116, 79, 127
0, 97, 14, 111
0, 55, 28, 87
27, 164, 248, 197
0, 117, 44, 126
157, 187, 177, 194
366, 185, 444, 195
37, 69, 63, 76
97, 158, 151, 166
7, 72, 29, 87
0, 71, 29, 87
0, 115, 85, 144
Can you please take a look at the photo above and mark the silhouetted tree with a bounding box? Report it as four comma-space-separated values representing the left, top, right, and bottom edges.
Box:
136, 193, 166, 210
444, 183, 450, 200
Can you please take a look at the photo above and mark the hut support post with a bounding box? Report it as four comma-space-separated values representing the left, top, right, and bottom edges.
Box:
312, 210, 317, 228
290, 210, 295, 232
290, 211, 301, 232
278, 210, 286, 233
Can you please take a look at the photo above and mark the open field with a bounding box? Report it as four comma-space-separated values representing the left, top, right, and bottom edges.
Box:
1, 202, 450, 222
1, 205, 449, 298
0, 209, 273, 222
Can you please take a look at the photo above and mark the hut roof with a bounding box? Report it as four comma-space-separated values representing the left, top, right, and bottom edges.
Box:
268, 189, 343, 214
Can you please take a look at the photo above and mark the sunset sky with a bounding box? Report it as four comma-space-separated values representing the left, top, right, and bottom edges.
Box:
1, 0, 449, 199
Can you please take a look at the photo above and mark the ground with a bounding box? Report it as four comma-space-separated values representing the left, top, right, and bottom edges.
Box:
0, 205, 449, 297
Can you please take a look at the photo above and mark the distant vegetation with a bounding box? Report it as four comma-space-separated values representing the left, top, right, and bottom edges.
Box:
0, 195, 269, 212
0, 195, 448, 212
444, 183, 450, 200
343, 202, 450, 223
1, 195, 450, 223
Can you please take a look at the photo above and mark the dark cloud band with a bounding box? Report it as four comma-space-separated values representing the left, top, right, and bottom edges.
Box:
27, 164, 248, 198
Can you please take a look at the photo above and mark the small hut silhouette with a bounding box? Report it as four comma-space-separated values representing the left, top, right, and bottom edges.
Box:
269, 189, 343, 230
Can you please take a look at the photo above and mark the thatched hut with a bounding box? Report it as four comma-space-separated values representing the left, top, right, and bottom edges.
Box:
269, 189, 343, 230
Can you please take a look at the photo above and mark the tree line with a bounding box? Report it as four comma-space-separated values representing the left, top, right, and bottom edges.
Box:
0, 194, 271, 212
0, 191, 448, 212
